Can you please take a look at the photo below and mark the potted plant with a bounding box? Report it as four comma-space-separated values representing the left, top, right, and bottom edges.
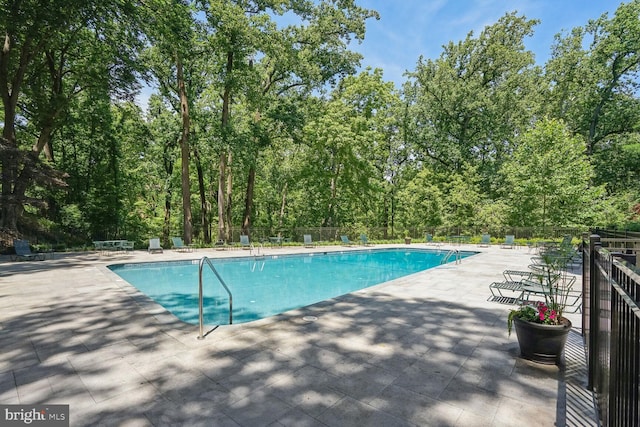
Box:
403, 231, 412, 245
507, 248, 575, 365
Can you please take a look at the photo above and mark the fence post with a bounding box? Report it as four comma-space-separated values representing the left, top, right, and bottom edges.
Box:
582, 232, 589, 338
587, 234, 601, 391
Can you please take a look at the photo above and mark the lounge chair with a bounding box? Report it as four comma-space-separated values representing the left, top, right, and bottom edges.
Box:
340, 235, 354, 246
11, 239, 45, 261
240, 235, 251, 249
557, 235, 581, 264
501, 235, 516, 249
360, 234, 373, 246
148, 238, 163, 254
479, 234, 491, 247
488, 270, 533, 301
303, 234, 316, 248
171, 236, 194, 252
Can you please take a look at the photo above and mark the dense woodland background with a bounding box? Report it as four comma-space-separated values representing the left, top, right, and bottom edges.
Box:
1, 0, 640, 249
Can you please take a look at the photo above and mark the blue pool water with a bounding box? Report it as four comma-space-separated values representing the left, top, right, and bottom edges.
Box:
109, 248, 476, 325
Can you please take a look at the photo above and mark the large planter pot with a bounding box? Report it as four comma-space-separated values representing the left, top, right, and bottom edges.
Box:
513, 316, 572, 365
404, 237, 412, 245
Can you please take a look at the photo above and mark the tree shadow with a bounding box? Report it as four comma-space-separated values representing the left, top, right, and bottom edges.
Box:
0, 274, 579, 426
0, 252, 123, 278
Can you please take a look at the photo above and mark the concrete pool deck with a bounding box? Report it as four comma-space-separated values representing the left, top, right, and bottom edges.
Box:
0, 244, 598, 426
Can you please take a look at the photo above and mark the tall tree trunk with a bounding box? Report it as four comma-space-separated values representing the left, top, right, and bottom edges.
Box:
36, 49, 65, 162
383, 190, 389, 239
193, 146, 210, 243
176, 53, 193, 244
163, 190, 171, 243
242, 165, 255, 235
225, 151, 233, 241
0, 131, 18, 230
0, 70, 20, 230
0, 33, 25, 230
35, 124, 56, 162
241, 110, 261, 237
323, 162, 340, 227
218, 50, 233, 242
217, 152, 226, 242
1, 32, 58, 230
162, 136, 173, 243
278, 181, 287, 229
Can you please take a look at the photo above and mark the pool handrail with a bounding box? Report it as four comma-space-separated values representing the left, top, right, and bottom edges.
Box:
198, 256, 233, 339
441, 249, 461, 265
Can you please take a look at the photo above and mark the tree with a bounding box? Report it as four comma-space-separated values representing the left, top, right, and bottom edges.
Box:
200, 0, 378, 240
296, 70, 399, 229
395, 168, 444, 231
142, 0, 200, 244
144, 95, 182, 241
406, 12, 542, 195
0, 0, 143, 232
501, 118, 604, 230
337, 69, 403, 235
545, 0, 640, 156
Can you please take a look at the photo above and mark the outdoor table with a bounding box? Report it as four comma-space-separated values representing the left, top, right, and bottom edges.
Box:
449, 235, 470, 245
93, 240, 133, 253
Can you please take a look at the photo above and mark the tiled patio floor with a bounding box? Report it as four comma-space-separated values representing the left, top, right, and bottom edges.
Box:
0, 244, 598, 426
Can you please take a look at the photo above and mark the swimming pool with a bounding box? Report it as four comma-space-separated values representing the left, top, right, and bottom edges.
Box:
109, 248, 476, 325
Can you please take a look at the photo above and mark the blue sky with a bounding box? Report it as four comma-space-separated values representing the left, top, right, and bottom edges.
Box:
351, 0, 625, 86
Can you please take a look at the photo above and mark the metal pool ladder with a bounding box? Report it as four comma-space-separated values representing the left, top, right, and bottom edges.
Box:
441, 249, 461, 265
198, 256, 233, 339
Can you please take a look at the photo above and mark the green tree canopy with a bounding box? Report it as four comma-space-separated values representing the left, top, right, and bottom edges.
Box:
501, 117, 605, 230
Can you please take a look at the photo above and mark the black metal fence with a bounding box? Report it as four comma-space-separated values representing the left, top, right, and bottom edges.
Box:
583, 234, 640, 426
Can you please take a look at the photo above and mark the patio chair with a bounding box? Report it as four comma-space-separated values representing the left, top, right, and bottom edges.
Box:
501, 235, 516, 249
340, 235, 354, 246
557, 235, 581, 264
479, 234, 491, 247
240, 235, 251, 249
303, 234, 316, 248
488, 269, 534, 302
171, 237, 194, 252
148, 238, 163, 254
11, 239, 45, 261
360, 234, 373, 246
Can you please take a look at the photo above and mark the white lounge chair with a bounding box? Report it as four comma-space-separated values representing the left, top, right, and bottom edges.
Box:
303, 234, 316, 248
148, 238, 163, 254
479, 234, 491, 247
501, 235, 516, 249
